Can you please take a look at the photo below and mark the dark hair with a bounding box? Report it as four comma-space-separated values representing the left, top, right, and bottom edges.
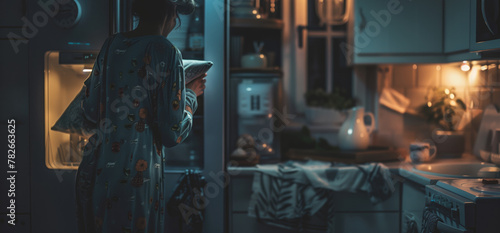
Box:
132, 0, 195, 27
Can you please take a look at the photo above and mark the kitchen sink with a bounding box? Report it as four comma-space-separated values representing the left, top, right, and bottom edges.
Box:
412, 163, 500, 178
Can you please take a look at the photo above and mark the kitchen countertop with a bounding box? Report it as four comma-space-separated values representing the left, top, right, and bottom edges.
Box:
227, 153, 488, 186
396, 153, 486, 185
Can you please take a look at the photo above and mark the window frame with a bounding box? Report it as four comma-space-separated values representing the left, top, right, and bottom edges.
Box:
285, 0, 352, 114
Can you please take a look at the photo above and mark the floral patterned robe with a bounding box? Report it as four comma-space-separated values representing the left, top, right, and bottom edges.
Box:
75, 33, 198, 233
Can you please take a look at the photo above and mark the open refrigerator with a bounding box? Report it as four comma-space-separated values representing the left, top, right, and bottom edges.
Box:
23, 0, 227, 232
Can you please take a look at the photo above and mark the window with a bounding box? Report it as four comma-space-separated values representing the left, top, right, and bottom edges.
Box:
288, 0, 353, 111
305, 0, 352, 94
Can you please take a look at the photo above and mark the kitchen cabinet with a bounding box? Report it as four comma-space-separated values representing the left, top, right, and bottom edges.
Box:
228, 173, 401, 233
352, 0, 443, 55
401, 180, 426, 233
443, 0, 482, 62
444, 0, 469, 53
328, 183, 401, 233
332, 213, 400, 232
349, 0, 483, 64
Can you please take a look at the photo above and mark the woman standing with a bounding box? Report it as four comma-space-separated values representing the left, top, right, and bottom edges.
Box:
75, 0, 206, 232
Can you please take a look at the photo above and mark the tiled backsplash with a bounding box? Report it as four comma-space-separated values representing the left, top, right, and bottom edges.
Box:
374, 61, 500, 156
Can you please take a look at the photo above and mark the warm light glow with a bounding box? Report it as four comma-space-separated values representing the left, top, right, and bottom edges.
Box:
436, 65, 441, 71
412, 64, 417, 70
267, 113, 272, 118
449, 93, 455, 99
45, 51, 86, 170
444, 89, 450, 95
461, 61, 470, 72
427, 102, 432, 107
450, 100, 456, 106
469, 65, 481, 86
262, 144, 267, 148
268, 148, 273, 152
481, 65, 488, 71
83, 68, 92, 73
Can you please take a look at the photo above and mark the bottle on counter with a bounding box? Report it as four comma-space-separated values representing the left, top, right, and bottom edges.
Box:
187, 2, 204, 51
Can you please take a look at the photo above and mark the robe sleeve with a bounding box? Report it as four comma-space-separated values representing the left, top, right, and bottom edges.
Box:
81, 36, 113, 126
155, 44, 198, 148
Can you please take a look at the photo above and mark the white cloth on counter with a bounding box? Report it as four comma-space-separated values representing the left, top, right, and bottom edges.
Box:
379, 87, 410, 114
248, 160, 395, 232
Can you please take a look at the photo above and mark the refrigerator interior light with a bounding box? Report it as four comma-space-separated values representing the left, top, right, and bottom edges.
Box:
83, 64, 93, 73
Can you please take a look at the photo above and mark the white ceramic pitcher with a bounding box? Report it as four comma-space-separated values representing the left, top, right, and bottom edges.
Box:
338, 107, 375, 150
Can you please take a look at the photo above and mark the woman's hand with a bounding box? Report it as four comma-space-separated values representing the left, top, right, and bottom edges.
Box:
186, 73, 207, 96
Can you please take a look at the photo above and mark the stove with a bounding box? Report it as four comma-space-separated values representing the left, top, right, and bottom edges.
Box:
425, 179, 500, 233
439, 179, 500, 198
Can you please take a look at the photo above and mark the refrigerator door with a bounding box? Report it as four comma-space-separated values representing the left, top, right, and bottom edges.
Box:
28, 0, 110, 232
162, 1, 227, 232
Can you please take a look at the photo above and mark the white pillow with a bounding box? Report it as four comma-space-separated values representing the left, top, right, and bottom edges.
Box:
183, 59, 213, 84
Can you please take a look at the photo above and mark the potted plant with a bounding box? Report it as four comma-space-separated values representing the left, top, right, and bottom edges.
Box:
304, 88, 356, 125
419, 87, 467, 157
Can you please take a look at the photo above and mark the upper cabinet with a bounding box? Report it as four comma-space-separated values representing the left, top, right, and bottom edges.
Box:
444, 0, 482, 62
353, 0, 443, 55
349, 0, 491, 64
444, 0, 470, 53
